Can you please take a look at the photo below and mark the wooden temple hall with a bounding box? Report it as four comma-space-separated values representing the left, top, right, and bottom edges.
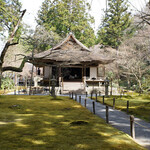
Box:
29, 33, 114, 94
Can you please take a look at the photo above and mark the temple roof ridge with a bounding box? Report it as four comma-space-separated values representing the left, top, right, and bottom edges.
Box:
52, 33, 90, 51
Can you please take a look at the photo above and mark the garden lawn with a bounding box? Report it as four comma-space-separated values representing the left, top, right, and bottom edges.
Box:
95, 93, 150, 122
0, 95, 145, 150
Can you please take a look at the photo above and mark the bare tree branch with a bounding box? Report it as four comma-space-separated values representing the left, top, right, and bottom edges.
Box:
9, 42, 19, 46
0, 9, 26, 64
2, 56, 29, 72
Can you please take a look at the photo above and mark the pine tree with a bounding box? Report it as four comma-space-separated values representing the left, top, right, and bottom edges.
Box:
97, 0, 132, 49
37, 0, 96, 47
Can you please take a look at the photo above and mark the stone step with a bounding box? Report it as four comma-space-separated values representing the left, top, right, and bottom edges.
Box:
63, 82, 84, 91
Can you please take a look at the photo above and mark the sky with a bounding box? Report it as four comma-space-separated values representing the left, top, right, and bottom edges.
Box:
0, 0, 149, 51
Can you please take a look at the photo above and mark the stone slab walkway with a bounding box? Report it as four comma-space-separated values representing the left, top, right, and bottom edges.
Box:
67, 94, 150, 150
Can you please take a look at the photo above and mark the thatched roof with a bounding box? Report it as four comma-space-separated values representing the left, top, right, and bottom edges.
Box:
30, 33, 115, 66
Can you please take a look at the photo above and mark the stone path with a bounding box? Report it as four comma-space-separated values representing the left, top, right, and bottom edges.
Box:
67, 94, 150, 150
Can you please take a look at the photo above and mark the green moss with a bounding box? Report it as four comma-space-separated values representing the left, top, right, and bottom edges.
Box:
0, 95, 145, 150
95, 93, 150, 122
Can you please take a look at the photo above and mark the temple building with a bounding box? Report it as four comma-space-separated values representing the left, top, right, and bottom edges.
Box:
29, 33, 114, 94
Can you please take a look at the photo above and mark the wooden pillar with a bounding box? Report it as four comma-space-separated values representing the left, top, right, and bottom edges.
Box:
103, 66, 105, 77
58, 66, 61, 77
58, 66, 61, 88
84, 65, 86, 76
82, 66, 84, 82
82, 65, 86, 82
83, 65, 86, 91
43, 67, 45, 77
36, 67, 37, 75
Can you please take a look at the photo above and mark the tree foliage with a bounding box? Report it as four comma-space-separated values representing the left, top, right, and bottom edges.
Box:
23, 26, 61, 52
37, 0, 96, 47
1, 76, 14, 90
0, 4, 26, 89
97, 0, 132, 48
0, 0, 22, 40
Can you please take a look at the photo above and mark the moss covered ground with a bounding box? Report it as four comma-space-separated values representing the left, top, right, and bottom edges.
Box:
0, 95, 145, 150
95, 93, 150, 122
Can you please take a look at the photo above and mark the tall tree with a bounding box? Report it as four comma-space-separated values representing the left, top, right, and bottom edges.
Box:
97, 0, 132, 50
97, 0, 132, 89
0, 0, 26, 89
37, 0, 96, 47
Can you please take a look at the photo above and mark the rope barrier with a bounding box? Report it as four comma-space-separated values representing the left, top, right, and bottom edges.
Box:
72, 95, 150, 131
134, 121, 150, 130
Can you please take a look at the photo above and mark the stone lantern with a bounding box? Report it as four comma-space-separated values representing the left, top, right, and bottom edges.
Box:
105, 77, 109, 97
51, 78, 57, 98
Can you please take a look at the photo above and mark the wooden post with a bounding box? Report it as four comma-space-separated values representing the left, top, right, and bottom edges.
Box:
93, 101, 95, 114
85, 98, 87, 107
72, 92, 73, 99
86, 92, 88, 97
106, 105, 109, 123
99, 91, 101, 96
127, 101, 129, 113
96, 93, 97, 102
91, 92, 93, 99
110, 78, 112, 95
130, 115, 135, 139
79, 96, 81, 103
113, 98, 115, 109
75, 94, 77, 101
103, 96, 105, 105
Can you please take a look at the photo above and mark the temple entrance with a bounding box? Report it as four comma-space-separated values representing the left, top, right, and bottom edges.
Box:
62, 67, 82, 82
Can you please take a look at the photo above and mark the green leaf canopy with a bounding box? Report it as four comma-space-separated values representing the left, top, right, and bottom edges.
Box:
97, 0, 132, 48
0, 0, 22, 40
37, 0, 96, 47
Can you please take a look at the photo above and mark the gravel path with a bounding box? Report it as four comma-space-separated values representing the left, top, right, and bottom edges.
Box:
68, 94, 150, 150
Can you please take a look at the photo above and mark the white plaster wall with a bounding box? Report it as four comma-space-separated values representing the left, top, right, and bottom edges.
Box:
44, 66, 52, 78
90, 67, 97, 78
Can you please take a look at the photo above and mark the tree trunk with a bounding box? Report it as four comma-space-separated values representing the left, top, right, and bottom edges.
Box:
0, 65, 2, 89
137, 79, 143, 94
127, 75, 130, 90
29, 64, 34, 95
29, 49, 34, 95
116, 46, 120, 91
0, 10, 26, 89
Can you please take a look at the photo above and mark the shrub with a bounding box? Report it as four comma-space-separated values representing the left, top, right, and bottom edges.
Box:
1, 77, 14, 90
